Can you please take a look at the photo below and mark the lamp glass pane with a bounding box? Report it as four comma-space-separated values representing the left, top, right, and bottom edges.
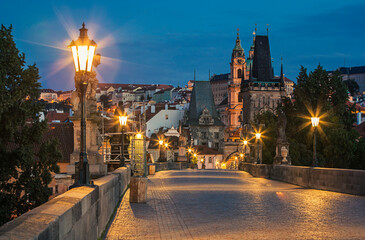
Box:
71, 46, 79, 72
78, 46, 88, 71
86, 46, 96, 72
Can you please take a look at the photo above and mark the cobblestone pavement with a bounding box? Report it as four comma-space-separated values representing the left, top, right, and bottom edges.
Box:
106, 170, 365, 240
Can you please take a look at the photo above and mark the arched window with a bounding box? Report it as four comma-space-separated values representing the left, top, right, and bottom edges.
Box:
237, 69, 242, 78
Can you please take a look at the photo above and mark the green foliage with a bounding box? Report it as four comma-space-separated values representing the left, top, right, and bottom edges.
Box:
254, 112, 277, 164
282, 64, 364, 169
343, 79, 360, 96
0, 25, 61, 225
191, 156, 198, 165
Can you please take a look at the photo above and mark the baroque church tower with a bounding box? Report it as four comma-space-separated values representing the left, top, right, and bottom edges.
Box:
227, 30, 246, 136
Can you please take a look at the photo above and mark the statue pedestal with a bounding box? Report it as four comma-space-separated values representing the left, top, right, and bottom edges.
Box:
67, 115, 107, 178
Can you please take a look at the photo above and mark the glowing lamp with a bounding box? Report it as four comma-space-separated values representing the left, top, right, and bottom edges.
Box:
165, 143, 168, 148
243, 140, 248, 145
311, 117, 320, 128
240, 153, 243, 157
188, 148, 192, 153
119, 115, 128, 126
255, 133, 261, 140
68, 23, 97, 72
136, 133, 142, 139
193, 153, 197, 157
159, 140, 163, 145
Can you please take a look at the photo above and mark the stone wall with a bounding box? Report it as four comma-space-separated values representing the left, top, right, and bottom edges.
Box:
0, 167, 130, 240
242, 163, 365, 196
154, 162, 188, 172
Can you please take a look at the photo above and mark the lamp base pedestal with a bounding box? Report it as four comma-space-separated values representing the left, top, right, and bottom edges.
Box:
67, 116, 107, 178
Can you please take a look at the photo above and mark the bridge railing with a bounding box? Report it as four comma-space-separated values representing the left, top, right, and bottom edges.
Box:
242, 163, 365, 196
0, 167, 131, 240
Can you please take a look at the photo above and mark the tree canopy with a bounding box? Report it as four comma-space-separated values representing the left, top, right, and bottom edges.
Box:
0, 25, 61, 225
280, 65, 365, 168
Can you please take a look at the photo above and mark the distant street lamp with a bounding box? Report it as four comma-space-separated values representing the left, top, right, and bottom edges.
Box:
255, 133, 262, 164
164, 142, 169, 161
119, 114, 128, 167
158, 139, 163, 161
187, 148, 192, 163
311, 117, 320, 167
243, 139, 248, 162
68, 23, 97, 186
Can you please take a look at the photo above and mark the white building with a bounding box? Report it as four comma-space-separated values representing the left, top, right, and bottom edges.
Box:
145, 104, 186, 137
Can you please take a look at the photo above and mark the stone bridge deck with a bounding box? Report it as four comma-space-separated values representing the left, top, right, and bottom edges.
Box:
106, 170, 365, 240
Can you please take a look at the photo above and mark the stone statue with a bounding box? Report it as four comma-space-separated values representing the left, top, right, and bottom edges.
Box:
70, 70, 98, 116
274, 108, 291, 165
277, 108, 287, 142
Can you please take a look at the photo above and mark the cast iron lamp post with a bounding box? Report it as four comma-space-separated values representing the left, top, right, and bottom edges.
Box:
311, 117, 320, 167
255, 133, 262, 164
68, 23, 97, 186
119, 114, 128, 167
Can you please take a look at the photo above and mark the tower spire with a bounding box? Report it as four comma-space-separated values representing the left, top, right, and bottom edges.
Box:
280, 56, 284, 83
267, 24, 269, 36
253, 24, 257, 41
233, 28, 243, 51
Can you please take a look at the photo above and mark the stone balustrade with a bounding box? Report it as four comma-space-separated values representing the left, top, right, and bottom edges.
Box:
154, 162, 188, 172
0, 166, 130, 240
242, 163, 365, 196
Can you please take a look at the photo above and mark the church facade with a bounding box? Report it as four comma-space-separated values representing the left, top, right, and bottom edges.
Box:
210, 30, 287, 163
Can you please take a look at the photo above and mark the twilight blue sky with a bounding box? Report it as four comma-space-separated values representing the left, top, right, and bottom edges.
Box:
2, 0, 365, 91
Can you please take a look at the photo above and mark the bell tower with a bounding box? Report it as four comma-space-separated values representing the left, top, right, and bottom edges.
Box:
226, 29, 246, 137
230, 29, 246, 84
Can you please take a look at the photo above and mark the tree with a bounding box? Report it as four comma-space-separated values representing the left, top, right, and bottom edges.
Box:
343, 79, 360, 96
282, 65, 364, 168
254, 111, 277, 164
0, 25, 61, 225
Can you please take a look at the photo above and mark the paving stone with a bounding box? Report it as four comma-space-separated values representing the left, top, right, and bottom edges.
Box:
105, 170, 365, 240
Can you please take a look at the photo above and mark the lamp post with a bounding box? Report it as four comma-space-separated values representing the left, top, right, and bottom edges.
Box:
243, 140, 248, 162
255, 133, 261, 164
68, 23, 97, 186
164, 142, 169, 161
311, 117, 320, 167
119, 114, 128, 167
188, 148, 192, 163
158, 140, 163, 161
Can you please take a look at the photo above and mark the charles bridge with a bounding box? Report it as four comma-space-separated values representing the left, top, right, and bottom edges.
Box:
0, 162, 364, 239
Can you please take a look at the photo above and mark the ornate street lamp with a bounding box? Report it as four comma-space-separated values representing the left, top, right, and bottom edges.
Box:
255, 133, 262, 164
119, 114, 128, 167
311, 117, 320, 167
243, 139, 248, 162
68, 23, 97, 186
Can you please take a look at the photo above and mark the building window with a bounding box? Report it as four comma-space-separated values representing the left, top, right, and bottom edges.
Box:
165, 114, 168, 120
237, 69, 242, 78
215, 132, 219, 139
215, 143, 219, 149
202, 132, 207, 138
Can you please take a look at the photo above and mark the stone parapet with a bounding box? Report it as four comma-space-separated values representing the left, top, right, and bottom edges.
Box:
242, 163, 365, 196
153, 162, 188, 172
0, 167, 131, 240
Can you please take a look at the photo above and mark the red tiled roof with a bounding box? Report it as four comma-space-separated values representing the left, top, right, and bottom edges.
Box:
193, 145, 222, 155
45, 123, 74, 163
45, 111, 69, 123
354, 121, 365, 138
